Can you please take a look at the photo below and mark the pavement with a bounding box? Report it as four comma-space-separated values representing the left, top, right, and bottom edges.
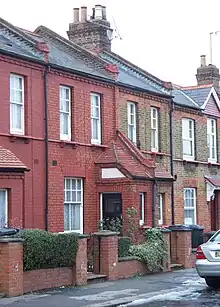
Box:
0, 268, 218, 307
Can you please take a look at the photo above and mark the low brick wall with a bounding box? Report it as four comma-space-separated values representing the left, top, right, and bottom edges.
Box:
23, 267, 75, 294
116, 258, 149, 279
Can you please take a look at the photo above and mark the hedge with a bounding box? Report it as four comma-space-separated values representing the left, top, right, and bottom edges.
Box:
15, 229, 79, 271
118, 236, 131, 258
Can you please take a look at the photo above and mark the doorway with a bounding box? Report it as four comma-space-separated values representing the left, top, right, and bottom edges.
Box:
100, 193, 122, 231
211, 191, 220, 231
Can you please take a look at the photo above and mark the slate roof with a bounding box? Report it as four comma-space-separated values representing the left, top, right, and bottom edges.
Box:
172, 89, 199, 109
205, 175, 220, 188
0, 146, 27, 170
100, 50, 171, 96
183, 85, 212, 108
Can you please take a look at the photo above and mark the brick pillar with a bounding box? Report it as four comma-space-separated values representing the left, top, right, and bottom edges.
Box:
74, 235, 88, 286
94, 231, 118, 280
161, 229, 171, 272
169, 226, 192, 268
0, 238, 24, 297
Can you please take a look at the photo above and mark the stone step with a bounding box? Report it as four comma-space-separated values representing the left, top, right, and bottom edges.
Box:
87, 272, 107, 284
170, 263, 184, 270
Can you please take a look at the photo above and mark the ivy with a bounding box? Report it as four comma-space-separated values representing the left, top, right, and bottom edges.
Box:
130, 228, 168, 272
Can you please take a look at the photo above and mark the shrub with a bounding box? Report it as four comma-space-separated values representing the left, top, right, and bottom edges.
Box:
99, 217, 122, 234
118, 236, 131, 258
16, 229, 79, 271
130, 228, 168, 272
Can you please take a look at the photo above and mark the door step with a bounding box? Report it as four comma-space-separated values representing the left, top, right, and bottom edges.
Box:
170, 263, 184, 270
87, 272, 107, 284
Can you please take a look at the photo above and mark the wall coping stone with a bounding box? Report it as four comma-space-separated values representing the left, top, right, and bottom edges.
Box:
93, 231, 119, 237
0, 237, 24, 243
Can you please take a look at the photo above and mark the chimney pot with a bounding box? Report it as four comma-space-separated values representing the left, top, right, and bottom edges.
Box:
81, 6, 87, 22
200, 55, 206, 67
73, 8, 79, 23
95, 4, 102, 20
102, 6, 107, 20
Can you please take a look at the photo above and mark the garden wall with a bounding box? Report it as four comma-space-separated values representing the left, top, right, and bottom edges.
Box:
116, 259, 149, 279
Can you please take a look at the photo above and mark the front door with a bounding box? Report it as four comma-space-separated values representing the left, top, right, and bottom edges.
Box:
101, 193, 122, 229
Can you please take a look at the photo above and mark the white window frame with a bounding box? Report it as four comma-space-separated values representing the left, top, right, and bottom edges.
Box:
10, 74, 24, 135
64, 178, 83, 234
151, 107, 159, 152
91, 93, 101, 145
207, 118, 217, 163
184, 188, 197, 225
127, 102, 137, 144
60, 86, 71, 141
158, 193, 163, 225
139, 192, 145, 226
0, 189, 8, 228
182, 118, 195, 161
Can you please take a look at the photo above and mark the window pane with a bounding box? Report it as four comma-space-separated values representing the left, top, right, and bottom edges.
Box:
70, 204, 80, 231
140, 194, 143, 221
64, 204, 69, 231
128, 125, 134, 141
151, 130, 156, 148
183, 140, 192, 156
60, 113, 69, 135
0, 190, 6, 228
71, 179, 76, 190
11, 104, 22, 129
91, 106, 99, 118
77, 179, 81, 190
65, 179, 71, 190
72, 191, 76, 202
66, 191, 71, 202
92, 119, 99, 139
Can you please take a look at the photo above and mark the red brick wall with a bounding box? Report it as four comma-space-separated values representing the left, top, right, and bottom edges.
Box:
23, 267, 74, 294
116, 260, 149, 279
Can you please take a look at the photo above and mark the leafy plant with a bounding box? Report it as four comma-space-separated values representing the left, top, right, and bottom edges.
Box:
15, 229, 79, 271
125, 207, 139, 242
130, 228, 168, 272
99, 217, 122, 234
118, 236, 131, 258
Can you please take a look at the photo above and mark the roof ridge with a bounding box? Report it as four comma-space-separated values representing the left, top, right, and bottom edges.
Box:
102, 50, 171, 89
183, 84, 213, 90
34, 25, 115, 79
117, 130, 154, 168
0, 17, 38, 47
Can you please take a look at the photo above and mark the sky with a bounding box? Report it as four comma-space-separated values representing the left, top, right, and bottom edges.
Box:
2, 0, 220, 86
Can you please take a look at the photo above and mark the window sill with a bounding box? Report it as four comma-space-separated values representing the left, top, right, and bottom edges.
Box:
9, 134, 31, 144
141, 150, 170, 157
59, 140, 108, 150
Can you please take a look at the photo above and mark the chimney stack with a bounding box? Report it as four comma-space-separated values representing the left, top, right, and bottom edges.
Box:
102, 6, 107, 20
73, 8, 79, 23
81, 6, 87, 22
200, 55, 206, 67
94, 4, 102, 19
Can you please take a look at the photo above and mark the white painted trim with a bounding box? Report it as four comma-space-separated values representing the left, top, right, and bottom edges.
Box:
158, 193, 163, 225
0, 189, 8, 228
151, 107, 159, 152
182, 118, 195, 161
60, 86, 72, 141
10, 74, 25, 135
207, 118, 217, 163
201, 87, 220, 110
91, 93, 101, 145
100, 193, 103, 223
102, 168, 125, 179
127, 101, 137, 144
139, 192, 145, 226
183, 188, 197, 225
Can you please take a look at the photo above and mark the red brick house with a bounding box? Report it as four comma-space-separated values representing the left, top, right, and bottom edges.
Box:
172, 55, 220, 230
0, 6, 174, 234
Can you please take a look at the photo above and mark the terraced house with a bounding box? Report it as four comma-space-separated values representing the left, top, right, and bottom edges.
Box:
172, 55, 220, 231
0, 6, 176, 234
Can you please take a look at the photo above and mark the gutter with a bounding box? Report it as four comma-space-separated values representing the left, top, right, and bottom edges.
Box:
170, 100, 175, 225
43, 67, 49, 231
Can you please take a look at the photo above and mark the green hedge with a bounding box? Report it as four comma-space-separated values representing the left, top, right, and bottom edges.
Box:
16, 229, 79, 271
118, 236, 131, 258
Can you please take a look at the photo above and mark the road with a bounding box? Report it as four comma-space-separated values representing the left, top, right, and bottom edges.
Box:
0, 269, 219, 307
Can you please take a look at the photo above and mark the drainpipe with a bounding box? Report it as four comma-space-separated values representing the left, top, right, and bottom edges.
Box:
43, 67, 49, 231
152, 179, 157, 228
169, 99, 175, 225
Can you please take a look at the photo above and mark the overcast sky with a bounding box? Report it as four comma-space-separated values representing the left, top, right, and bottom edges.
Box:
2, 0, 220, 85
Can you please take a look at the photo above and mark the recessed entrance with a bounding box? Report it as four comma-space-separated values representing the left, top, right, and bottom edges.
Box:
100, 193, 122, 221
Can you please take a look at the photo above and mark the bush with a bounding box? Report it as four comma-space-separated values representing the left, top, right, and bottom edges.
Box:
16, 229, 79, 271
99, 217, 122, 234
118, 236, 131, 258
129, 228, 168, 272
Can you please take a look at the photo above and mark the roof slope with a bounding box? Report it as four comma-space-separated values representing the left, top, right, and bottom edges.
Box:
183, 85, 212, 108
0, 146, 27, 170
99, 50, 172, 97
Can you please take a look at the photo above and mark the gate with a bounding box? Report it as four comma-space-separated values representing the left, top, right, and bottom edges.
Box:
87, 234, 101, 273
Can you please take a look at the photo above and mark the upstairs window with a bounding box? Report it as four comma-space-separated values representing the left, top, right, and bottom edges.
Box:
151, 107, 159, 152
60, 86, 71, 141
127, 102, 137, 144
207, 118, 217, 163
10, 74, 24, 135
182, 118, 195, 160
91, 93, 101, 144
